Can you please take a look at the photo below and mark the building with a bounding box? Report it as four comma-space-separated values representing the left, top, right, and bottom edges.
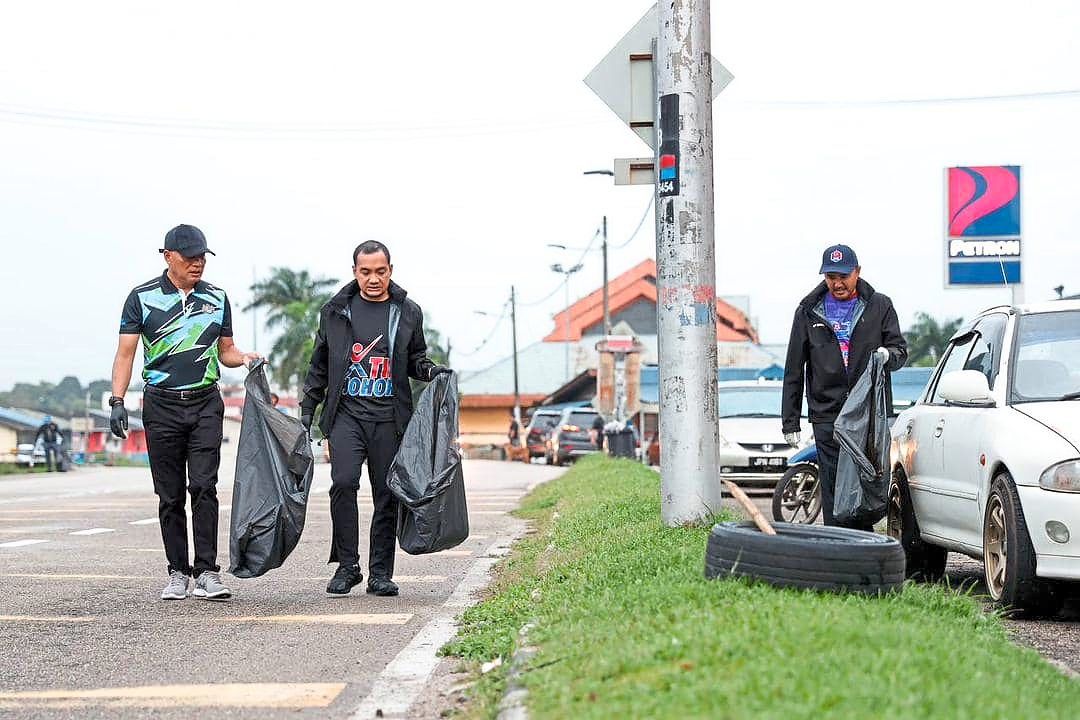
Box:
457, 259, 766, 450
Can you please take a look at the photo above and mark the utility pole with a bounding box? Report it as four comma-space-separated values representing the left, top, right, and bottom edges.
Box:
602, 215, 610, 335
656, 0, 722, 525
511, 285, 521, 441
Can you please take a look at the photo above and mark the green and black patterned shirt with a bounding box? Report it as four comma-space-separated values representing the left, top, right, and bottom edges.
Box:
119, 272, 233, 390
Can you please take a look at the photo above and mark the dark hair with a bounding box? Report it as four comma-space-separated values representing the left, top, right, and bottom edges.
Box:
353, 240, 391, 266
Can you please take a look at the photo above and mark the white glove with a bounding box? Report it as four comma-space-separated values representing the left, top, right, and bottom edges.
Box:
875, 347, 890, 363
784, 432, 800, 447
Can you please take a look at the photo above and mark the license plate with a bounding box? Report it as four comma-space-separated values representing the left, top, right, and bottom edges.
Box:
751, 457, 786, 468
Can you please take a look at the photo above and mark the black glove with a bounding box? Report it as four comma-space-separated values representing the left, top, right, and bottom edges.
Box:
428, 365, 451, 381
110, 401, 129, 439
300, 413, 313, 437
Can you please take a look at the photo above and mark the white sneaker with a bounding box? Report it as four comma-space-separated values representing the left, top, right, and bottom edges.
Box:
161, 571, 190, 600
193, 571, 231, 600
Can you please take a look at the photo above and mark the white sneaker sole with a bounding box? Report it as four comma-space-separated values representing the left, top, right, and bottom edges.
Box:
193, 587, 231, 600
161, 591, 188, 600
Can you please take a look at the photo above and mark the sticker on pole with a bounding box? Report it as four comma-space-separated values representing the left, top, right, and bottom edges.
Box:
658, 94, 680, 197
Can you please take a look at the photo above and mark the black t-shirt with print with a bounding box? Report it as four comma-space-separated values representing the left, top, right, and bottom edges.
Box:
341, 295, 395, 423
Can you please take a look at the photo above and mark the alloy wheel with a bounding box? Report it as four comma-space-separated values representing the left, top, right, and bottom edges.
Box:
984, 494, 1008, 600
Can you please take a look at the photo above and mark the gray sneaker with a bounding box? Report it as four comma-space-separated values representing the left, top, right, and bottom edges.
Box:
193, 571, 231, 600
161, 571, 189, 600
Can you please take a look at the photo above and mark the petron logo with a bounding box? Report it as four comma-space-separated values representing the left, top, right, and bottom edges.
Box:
830, 250, 843, 263
948, 166, 1020, 238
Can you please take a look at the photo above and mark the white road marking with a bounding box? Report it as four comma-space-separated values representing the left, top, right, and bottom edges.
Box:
0, 574, 151, 580
471, 511, 507, 516
0, 539, 48, 549
350, 527, 523, 719
70, 528, 116, 536
0, 683, 346, 709
129, 518, 158, 525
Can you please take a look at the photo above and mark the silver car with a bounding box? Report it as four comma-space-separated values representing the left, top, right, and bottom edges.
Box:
717, 380, 810, 487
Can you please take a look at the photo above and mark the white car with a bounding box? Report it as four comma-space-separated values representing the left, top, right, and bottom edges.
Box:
716, 380, 811, 487
890, 301, 1080, 614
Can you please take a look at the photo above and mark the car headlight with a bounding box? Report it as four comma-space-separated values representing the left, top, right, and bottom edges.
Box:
1040, 460, 1080, 493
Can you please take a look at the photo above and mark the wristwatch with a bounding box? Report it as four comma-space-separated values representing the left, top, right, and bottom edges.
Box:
109, 396, 125, 408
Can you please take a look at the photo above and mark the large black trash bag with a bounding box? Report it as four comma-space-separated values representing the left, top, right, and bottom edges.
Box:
387, 372, 469, 554
833, 352, 892, 527
228, 360, 314, 578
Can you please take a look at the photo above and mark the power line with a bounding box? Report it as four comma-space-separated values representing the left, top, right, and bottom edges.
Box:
749, 87, 1080, 108
517, 228, 601, 307
455, 302, 510, 357
610, 197, 655, 250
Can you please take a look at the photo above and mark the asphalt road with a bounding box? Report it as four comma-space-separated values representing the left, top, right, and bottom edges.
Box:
0, 458, 564, 719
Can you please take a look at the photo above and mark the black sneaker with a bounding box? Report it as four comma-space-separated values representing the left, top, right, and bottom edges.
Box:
366, 577, 399, 597
326, 565, 363, 596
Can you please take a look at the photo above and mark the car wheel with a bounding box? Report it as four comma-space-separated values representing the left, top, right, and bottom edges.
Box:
886, 470, 946, 581
771, 463, 821, 524
983, 473, 1064, 617
705, 522, 905, 594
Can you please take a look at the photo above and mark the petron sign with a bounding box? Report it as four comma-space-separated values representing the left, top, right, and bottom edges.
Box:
945, 165, 1021, 287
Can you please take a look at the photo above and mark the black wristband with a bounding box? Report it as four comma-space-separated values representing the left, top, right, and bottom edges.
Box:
109, 396, 125, 408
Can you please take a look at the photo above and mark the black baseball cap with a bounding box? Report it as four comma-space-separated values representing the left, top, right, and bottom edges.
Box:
819, 244, 858, 275
160, 224, 215, 256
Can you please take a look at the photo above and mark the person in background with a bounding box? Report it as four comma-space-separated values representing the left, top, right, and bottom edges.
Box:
36, 416, 62, 471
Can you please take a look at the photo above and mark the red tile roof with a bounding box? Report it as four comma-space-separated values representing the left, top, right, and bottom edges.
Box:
542, 259, 758, 343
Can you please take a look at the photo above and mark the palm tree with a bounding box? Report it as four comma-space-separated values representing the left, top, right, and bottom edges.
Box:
246, 268, 338, 390
905, 312, 964, 367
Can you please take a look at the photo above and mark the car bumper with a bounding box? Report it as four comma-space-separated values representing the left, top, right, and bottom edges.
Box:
1016, 485, 1080, 581
718, 471, 786, 487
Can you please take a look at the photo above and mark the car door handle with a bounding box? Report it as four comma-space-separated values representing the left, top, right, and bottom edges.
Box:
934, 419, 945, 438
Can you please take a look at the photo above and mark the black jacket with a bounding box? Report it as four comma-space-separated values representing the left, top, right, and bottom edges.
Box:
301, 280, 436, 437
36, 422, 60, 445
782, 279, 907, 433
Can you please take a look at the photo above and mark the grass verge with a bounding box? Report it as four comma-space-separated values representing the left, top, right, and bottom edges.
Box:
442, 454, 1080, 719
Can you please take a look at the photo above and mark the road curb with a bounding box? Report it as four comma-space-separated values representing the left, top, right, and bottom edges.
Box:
496, 621, 537, 720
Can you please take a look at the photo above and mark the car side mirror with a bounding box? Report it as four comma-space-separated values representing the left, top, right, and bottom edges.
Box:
937, 370, 996, 408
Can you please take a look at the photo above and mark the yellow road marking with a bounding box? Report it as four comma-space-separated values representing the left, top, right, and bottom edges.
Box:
0, 683, 345, 709
218, 613, 412, 625
0, 616, 96, 623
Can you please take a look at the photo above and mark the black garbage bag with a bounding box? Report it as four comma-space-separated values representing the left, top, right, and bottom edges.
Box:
387, 372, 469, 554
833, 352, 892, 527
228, 360, 314, 578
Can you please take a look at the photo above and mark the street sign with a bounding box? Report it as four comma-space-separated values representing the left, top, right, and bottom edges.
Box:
614, 157, 655, 186
584, 2, 732, 150
945, 166, 1022, 288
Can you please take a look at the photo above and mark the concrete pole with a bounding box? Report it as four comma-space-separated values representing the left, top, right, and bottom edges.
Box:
564, 276, 571, 383
511, 285, 521, 443
656, 0, 722, 525
602, 215, 610, 336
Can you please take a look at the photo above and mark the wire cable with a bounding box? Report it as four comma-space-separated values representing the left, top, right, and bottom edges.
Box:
610, 197, 655, 250
455, 301, 510, 357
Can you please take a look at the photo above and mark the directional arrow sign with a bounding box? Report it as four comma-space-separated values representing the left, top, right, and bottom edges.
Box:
584, 2, 733, 150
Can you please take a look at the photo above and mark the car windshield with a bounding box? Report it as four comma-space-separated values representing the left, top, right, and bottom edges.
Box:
566, 411, 599, 428
718, 386, 806, 418
1011, 310, 1080, 403
530, 413, 560, 429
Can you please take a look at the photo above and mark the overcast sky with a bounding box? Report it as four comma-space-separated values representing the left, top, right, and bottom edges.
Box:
3, 1, 1080, 389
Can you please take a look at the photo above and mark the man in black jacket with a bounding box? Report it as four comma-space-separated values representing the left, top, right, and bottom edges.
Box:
782, 244, 907, 528
301, 241, 449, 597
35, 416, 61, 471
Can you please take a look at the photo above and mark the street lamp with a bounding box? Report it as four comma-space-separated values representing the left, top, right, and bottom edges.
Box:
551, 262, 583, 383
584, 169, 615, 336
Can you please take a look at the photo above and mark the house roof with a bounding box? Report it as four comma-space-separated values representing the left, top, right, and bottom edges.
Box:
542, 259, 759, 343
0, 407, 71, 431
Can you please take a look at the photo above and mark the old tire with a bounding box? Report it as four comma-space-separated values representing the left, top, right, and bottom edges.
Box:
983, 473, 1064, 617
886, 471, 947, 581
705, 521, 905, 595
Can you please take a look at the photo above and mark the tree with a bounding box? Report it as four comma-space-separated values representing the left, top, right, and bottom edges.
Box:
410, 312, 452, 404
246, 268, 338, 390
905, 312, 964, 367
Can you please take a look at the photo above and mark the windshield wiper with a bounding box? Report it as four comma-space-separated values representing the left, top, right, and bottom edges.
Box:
1059, 391, 1080, 401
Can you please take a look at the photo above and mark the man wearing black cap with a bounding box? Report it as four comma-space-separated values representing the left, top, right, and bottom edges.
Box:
781, 244, 907, 529
110, 224, 260, 601
301, 240, 449, 597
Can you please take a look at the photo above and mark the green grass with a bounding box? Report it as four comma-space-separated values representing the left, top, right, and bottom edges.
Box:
443, 455, 1080, 719
0, 463, 49, 475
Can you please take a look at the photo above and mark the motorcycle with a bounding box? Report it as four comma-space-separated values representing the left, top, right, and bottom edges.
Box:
771, 443, 821, 524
